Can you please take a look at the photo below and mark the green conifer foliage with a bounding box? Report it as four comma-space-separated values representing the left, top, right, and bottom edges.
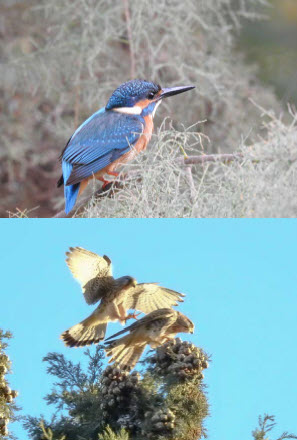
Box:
24, 340, 209, 440
0, 329, 18, 439
252, 414, 297, 440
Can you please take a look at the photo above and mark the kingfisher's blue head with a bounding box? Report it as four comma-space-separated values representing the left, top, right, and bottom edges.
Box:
105, 79, 195, 117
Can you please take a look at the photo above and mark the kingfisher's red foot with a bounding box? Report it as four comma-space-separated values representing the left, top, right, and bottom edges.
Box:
102, 181, 112, 189
107, 171, 119, 178
98, 177, 112, 189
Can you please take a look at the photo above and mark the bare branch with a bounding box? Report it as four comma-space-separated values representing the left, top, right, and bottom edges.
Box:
185, 166, 196, 203
123, 0, 135, 79
175, 152, 244, 165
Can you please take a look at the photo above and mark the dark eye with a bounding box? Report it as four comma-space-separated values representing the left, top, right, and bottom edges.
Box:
148, 92, 155, 99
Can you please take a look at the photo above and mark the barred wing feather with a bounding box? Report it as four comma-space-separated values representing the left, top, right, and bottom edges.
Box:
123, 283, 185, 314
65, 246, 112, 304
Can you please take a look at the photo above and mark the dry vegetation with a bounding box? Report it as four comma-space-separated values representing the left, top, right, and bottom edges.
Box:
2, 0, 295, 218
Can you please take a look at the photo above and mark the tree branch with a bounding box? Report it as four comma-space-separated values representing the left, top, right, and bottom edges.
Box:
123, 0, 135, 78
175, 152, 244, 165
185, 166, 196, 203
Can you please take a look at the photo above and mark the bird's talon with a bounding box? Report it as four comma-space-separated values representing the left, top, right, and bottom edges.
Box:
124, 312, 140, 322
102, 180, 112, 189
131, 312, 141, 320
107, 171, 119, 178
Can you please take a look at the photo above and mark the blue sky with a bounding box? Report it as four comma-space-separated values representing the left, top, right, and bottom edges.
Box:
1, 219, 297, 440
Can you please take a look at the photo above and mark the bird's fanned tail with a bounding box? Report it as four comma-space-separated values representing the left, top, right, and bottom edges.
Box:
62, 161, 80, 214
105, 335, 146, 370
61, 321, 107, 347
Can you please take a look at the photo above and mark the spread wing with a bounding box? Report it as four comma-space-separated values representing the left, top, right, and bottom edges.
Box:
105, 309, 177, 370
61, 110, 144, 186
65, 246, 113, 304
123, 283, 185, 314
105, 308, 176, 341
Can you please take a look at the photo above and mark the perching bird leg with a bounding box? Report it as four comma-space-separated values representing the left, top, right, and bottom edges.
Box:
107, 171, 119, 178
98, 176, 113, 189
116, 303, 128, 324
98, 172, 120, 189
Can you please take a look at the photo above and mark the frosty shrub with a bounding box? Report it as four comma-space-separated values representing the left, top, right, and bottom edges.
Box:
82, 109, 297, 218
1, 0, 282, 216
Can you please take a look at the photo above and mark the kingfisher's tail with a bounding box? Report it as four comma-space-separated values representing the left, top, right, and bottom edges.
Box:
62, 161, 80, 214
64, 183, 80, 214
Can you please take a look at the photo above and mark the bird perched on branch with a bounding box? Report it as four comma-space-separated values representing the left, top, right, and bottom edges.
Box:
57, 79, 195, 213
61, 247, 185, 347
105, 308, 194, 370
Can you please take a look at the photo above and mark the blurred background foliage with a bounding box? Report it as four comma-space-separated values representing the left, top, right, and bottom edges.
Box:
0, 0, 296, 217
239, 0, 297, 104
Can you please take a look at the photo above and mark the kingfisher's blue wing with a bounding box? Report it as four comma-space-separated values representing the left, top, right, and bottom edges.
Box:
61, 109, 144, 186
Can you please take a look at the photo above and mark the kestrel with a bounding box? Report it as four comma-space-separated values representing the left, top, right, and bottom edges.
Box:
61, 247, 185, 347
105, 308, 194, 370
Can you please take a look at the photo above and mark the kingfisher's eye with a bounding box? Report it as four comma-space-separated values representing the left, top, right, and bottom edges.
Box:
148, 92, 155, 99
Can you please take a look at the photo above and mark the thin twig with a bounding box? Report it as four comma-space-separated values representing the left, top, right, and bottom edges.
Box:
52, 151, 261, 218
175, 152, 244, 165
185, 166, 196, 203
123, 0, 135, 78
53, 181, 123, 218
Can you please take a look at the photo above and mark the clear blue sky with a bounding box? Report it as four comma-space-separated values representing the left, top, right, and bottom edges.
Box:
1, 219, 297, 440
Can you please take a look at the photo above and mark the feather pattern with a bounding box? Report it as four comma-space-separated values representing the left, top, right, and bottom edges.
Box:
105, 308, 176, 341
62, 161, 80, 214
104, 309, 186, 370
61, 247, 186, 349
65, 246, 113, 304
61, 110, 144, 186
123, 283, 185, 314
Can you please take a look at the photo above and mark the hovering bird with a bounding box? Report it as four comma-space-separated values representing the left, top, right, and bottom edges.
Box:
57, 79, 195, 213
61, 247, 185, 347
105, 308, 194, 370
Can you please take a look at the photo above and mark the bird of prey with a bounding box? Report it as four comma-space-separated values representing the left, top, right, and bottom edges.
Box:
61, 247, 185, 347
105, 308, 194, 370
57, 79, 195, 213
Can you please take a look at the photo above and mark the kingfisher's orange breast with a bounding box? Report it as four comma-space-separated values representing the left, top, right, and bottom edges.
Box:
78, 115, 154, 194
105, 114, 154, 170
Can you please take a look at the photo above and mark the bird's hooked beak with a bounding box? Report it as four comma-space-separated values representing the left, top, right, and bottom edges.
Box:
132, 279, 137, 287
157, 85, 195, 101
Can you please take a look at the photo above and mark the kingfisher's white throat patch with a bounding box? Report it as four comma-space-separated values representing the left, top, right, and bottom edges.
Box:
113, 100, 162, 117
114, 106, 142, 115
152, 100, 161, 117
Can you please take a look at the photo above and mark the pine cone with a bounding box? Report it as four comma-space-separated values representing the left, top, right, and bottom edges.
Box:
11, 389, 18, 399
143, 407, 176, 436
148, 339, 209, 381
0, 365, 7, 375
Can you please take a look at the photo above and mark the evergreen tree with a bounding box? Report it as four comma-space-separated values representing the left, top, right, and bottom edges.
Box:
252, 414, 297, 440
0, 329, 19, 439
24, 339, 210, 440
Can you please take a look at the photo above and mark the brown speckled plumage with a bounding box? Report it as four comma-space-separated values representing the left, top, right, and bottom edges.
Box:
105, 309, 194, 370
61, 247, 185, 347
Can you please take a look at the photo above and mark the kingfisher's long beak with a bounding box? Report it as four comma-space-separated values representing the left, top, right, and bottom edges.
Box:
158, 85, 195, 100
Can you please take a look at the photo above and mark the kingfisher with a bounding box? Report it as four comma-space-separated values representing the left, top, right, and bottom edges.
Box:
57, 79, 195, 214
